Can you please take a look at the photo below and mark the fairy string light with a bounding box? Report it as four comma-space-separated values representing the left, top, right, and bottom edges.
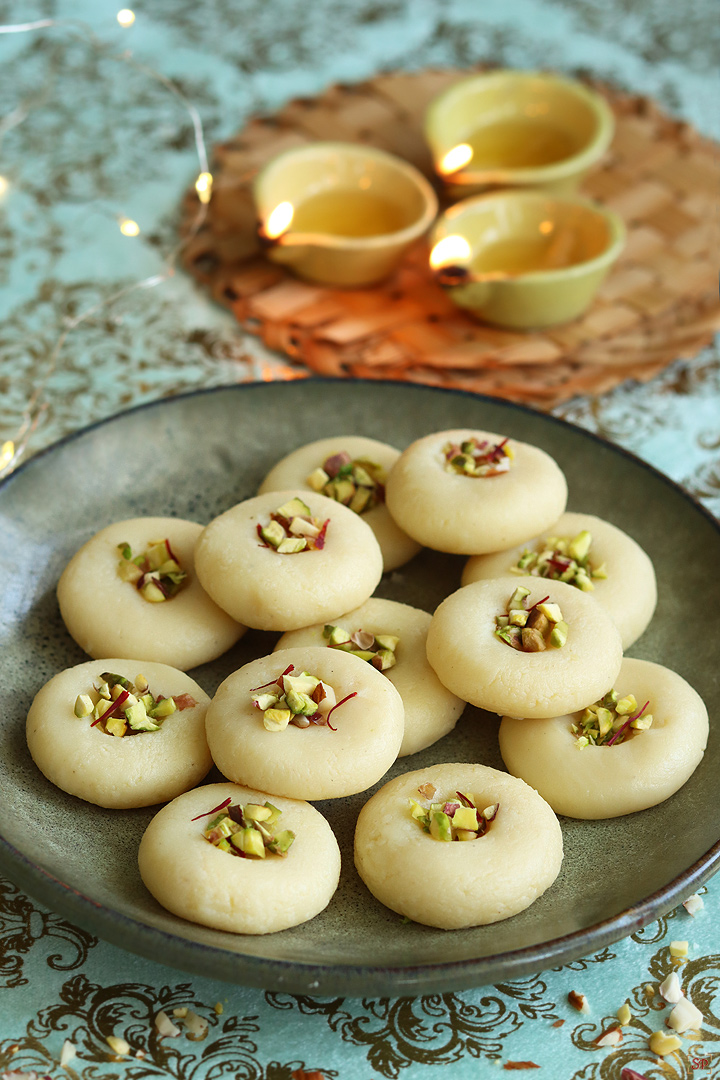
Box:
0, 13, 214, 479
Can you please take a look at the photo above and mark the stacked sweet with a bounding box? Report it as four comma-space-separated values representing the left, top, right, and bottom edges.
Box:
26, 428, 708, 935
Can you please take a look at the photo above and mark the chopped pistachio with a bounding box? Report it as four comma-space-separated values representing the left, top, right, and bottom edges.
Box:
117, 539, 187, 601
306, 466, 330, 491
79, 672, 190, 738
260, 500, 328, 554
409, 786, 497, 841
74, 694, 94, 718
263, 707, 292, 731
508, 586, 531, 610
323, 623, 400, 675
149, 696, 177, 719
308, 454, 386, 515
203, 800, 295, 859
571, 690, 651, 747
495, 590, 567, 651
260, 520, 286, 548
537, 601, 562, 623
442, 436, 513, 477
509, 529, 605, 590
275, 496, 312, 519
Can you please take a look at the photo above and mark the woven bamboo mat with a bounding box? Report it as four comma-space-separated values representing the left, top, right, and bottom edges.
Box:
180, 68, 720, 409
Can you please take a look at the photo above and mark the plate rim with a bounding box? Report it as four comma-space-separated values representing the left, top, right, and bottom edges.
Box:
2, 377, 718, 994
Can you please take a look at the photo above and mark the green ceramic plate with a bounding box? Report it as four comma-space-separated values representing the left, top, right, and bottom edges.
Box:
0, 379, 718, 994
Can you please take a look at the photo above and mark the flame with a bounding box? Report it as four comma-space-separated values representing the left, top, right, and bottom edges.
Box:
119, 217, 140, 237
438, 143, 473, 176
429, 234, 472, 270
0, 440, 14, 471
195, 171, 213, 204
264, 201, 294, 240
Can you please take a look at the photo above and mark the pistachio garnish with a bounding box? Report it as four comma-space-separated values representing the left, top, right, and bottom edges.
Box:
572, 690, 652, 748
257, 497, 329, 553
306, 452, 386, 514
194, 796, 295, 858
250, 664, 356, 731
75, 672, 196, 738
408, 784, 499, 842
117, 538, 187, 601
322, 624, 399, 672
510, 530, 606, 591
494, 587, 568, 651
442, 436, 514, 477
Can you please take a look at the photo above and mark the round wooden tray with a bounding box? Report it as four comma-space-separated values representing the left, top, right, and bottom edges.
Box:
180, 68, 720, 408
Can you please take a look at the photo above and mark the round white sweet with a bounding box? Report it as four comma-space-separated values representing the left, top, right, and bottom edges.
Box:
139, 782, 341, 934
462, 511, 657, 649
205, 647, 404, 800
499, 658, 709, 819
426, 577, 623, 719
276, 598, 465, 757
384, 429, 567, 554
354, 763, 563, 929
57, 517, 245, 670
258, 436, 421, 571
194, 490, 384, 631
26, 659, 212, 809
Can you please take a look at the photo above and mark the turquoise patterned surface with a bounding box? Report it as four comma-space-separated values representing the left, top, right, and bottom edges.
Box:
0, 0, 718, 1077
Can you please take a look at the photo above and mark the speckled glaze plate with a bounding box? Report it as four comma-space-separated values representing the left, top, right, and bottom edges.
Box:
1, 380, 718, 995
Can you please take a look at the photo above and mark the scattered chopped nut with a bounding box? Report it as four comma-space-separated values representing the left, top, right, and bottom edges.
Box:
307, 452, 386, 513
259, 497, 329, 554
496, 589, 567, 652
442, 436, 513, 477
616, 1002, 632, 1025
683, 893, 704, 916
595, 1026, 622, 1047
568, 990, 590, 1013
502, 1064, 540, 1071
172, 1007, 188, 1018
106, 1036, 130, 1057
323, 623, 399, 672
184, 1010, 209, 1040
659, 971, 683, 1003
648, 1030, 682, 1056
644, 983, 655, 1000
667, 996, 703, 1033
59, 1040, 77, 1067
409, 787, 497, 842
669, 940, 688, 960
155, 1010, 181, 1037
214, 1002, 223, 1015
551, 1019, 565, 1028
117, 538, 187, 601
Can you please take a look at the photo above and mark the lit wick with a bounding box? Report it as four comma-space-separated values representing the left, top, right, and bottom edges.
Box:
259, 200, 294, 245
429, 234, 472, 287
438, 143, 473, 176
